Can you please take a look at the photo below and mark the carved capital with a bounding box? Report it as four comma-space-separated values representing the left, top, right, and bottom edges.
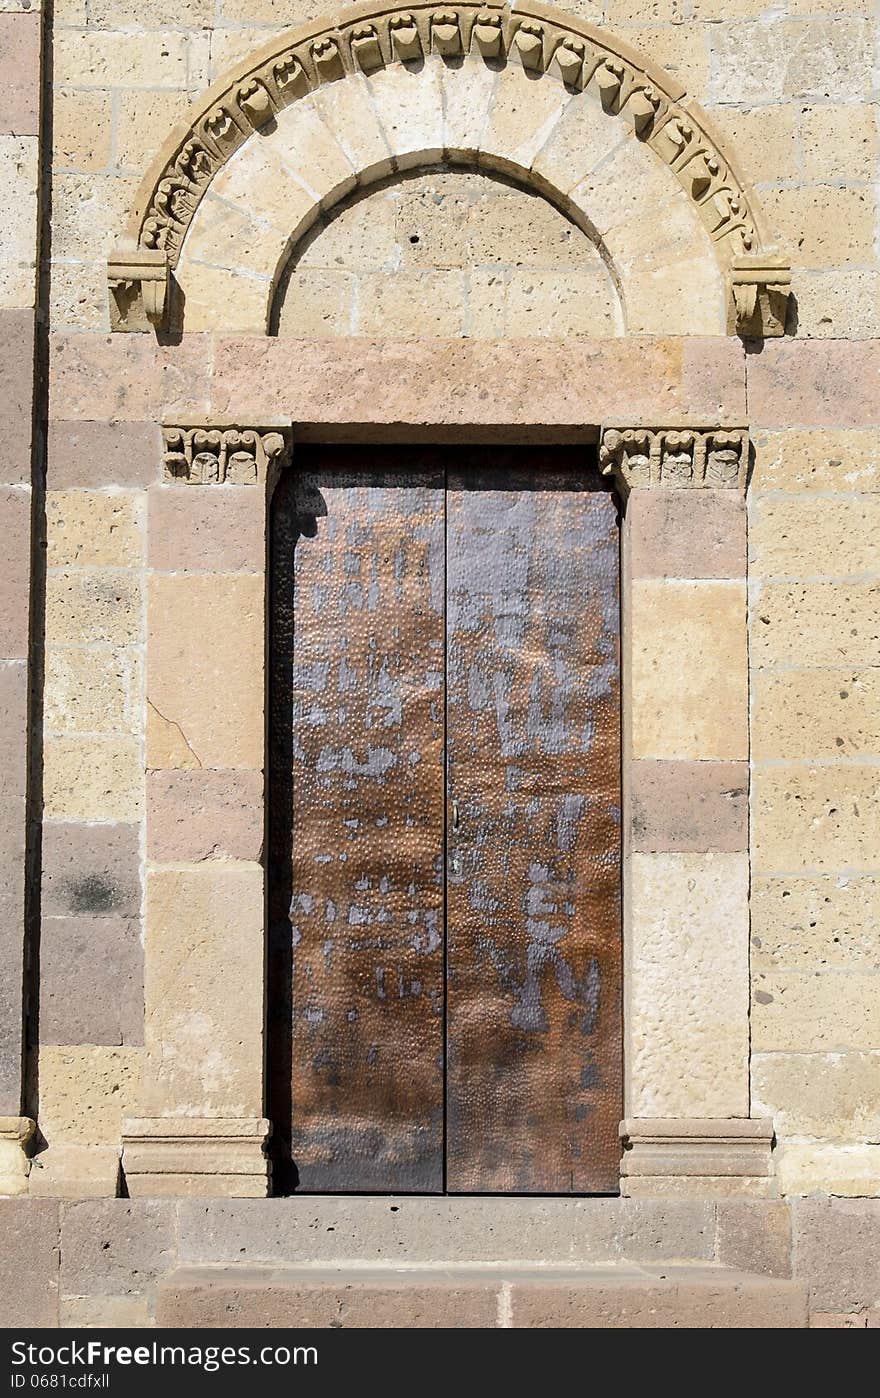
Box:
108, 246, 169, 332
730, 253, 792, 338
599, 425, 749, 497
161, 420, 293, 485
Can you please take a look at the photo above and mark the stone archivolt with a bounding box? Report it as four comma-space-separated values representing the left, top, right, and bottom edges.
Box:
110, 1, 789, 338
599, 425, 749, 496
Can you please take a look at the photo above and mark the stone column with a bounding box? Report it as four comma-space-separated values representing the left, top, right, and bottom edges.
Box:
600, 426, 773, 1197
122, 421, 291, 1197
0, 1, 42, 1193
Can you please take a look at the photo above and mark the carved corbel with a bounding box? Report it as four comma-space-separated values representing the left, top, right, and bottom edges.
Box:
600, 425, 749, 497
730, 254, 792, 338
107, 246, 169, 333
162, 421, 293, 485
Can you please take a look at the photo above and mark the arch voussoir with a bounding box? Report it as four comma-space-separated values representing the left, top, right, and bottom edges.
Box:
107, 1, 791, 338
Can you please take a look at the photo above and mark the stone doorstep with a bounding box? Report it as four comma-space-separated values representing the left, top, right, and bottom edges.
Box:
157, 1264, 809, 1329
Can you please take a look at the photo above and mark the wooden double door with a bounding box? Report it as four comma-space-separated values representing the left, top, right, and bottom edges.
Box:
268, 446, 621, 1195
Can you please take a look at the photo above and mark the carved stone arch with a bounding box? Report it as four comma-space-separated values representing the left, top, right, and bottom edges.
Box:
108, 1, 791, 337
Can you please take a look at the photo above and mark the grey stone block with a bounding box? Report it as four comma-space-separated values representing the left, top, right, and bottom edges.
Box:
0, 1200, 60, 1327
60, 1200, 177, 1299
177, 1197, 714, 1266
42, 821, 141, 918
795, 1197, 880, 1312
40, 916, 144, 1046
158, 1266, 501, 1328
715, 1200, 793, 1278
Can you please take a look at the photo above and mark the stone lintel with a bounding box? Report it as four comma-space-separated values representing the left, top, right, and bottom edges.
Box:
620, 1118, 775, 1198
122, 1117, 271, 1198
600, 424, 749, 498
0, 1117, 35, 1196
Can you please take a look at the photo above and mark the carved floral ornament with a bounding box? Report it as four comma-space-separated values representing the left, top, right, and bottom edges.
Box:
161, 423, 293, 484
599, 425, 749, 496
110, 1, 791, 338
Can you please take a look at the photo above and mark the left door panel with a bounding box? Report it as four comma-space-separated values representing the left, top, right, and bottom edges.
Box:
269, 449, 446, 1191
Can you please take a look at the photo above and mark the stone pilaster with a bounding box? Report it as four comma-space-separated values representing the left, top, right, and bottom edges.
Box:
121, 421, 291, 1197
602, 424, 770, 1197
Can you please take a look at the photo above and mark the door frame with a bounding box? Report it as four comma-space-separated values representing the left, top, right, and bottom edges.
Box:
121, 411, 772, 1200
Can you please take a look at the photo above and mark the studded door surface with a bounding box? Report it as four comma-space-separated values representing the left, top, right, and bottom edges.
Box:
269, 446, 621, 1194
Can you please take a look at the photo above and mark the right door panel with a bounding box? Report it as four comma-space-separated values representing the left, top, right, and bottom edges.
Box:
445, 451, 622, 1193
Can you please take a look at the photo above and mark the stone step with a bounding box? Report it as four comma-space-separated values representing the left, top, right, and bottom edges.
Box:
157, 1263, 809, 1329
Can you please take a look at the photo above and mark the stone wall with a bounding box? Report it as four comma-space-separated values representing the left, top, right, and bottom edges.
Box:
14, 0, 880, 1206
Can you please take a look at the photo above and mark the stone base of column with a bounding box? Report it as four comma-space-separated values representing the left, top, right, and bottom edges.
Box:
122, 1117, 271, 1197
0, 1117, 35, 1196
620, 1119, 776, 1199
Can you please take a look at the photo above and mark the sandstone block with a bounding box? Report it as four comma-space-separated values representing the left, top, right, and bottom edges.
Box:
795, 1198, 880, 1309
631, 759, 748, 853
0, 136, 38, 309
48, 258, 109, 333
114, 89, 192, 172
441, 53, 499, 155
51, 171, 140, 265
0, 486, 31, 657
0, 13, 40, 136
41, 819, 140, 918
43, 735, 142, 821
88, 0, 212, 28
357, 270, 466, 338
47, 489, 142, 568
801, 104, 877, 182
629, 852, 750, 1118
781, 1144, 880, 1199
60, 1199, 176, 1298
147, 573, 265, 770
28, 1144, 121, 1198
751, 669, 880, 761
181, 192, 289, 280
503, 267, 618, 337
708, 105, 797, 184
631, 580, 748, 761
40, 917, 143, 1046
749, 494, 880, 579
0, 1200, 59, 1326
52, 89, 111, 171
479, 60, 570, 175
48, 421, 161, 490
790, 268, 880, 341
752, 969, 880, 1052
750, 581, 880, 668
49, 333, 213, 423
60, 1294, 153, 1328
298, 196, 396, 274
177, 262, 271, 335
753, 764, 880, 872
762, 185, 875, 269
38, 1045, 142, 1147
44, 645, 142, 736
54, 31, 190, 88
709, 17, 872, 103
141, 865, 264, 1117
752, 1051, 880, 1140
608, 23, 709, 93
275, 268, 354, 339
146, 769, 263, 863
148, 485, 266, 574
750, 429, 880, 493
748, 342, 880, 430
750, 874, 880, 973
628, 489, 745, 580
311, 75, 393, 181
365, 59, 445, 170
45, 569, 142, 648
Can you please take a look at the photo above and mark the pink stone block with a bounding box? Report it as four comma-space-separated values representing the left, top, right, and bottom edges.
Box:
0, 15, 41, 137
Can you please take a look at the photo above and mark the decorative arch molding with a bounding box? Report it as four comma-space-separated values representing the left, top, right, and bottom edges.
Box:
108, 1, 790, 338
